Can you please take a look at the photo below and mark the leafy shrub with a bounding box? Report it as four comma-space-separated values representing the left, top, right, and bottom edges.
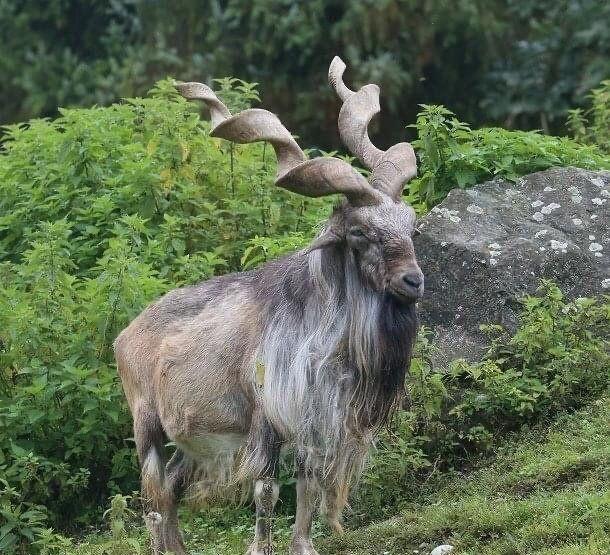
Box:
0, 478, 48, 554
408, 104, 610, 207
357, 281, 609, 520
0, 78, 332, 542
0, 221, 164, 536
567, 80, 610, 153
0, 78, 328, 276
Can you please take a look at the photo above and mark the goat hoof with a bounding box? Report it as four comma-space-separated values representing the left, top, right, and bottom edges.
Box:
329, 520, 344, 535
290, 541, 320, 555
246, 543, 275, 555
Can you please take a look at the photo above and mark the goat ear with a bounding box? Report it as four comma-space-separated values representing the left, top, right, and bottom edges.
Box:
306, 225, 343, 253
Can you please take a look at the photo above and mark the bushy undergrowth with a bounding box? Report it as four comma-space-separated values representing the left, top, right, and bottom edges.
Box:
408, 104, 610, 207
0, 78, 609, 553
0, 79, 329, 550
357, 282, 609, 520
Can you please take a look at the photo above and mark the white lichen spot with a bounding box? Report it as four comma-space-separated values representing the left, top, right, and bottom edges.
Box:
534, 230, 549, 238
543, 186, 556, 192
568, 186, 580, 194
489, 251, 502, 258
591, 197, 607, 206
433, 207, 461, 222
591, 177, 605, 189
601, 189, 610, 198
589, 235, 596, 240
441, 241, 448, 247
531, 200, 544, 208
488, 243, 502, 250
602, 278, 610, 289
591, 214, 598, 220
571, 194, 583, 204
489, 258, 498, 266
466, 204, 484, 214
550, 240, 568, 253
589, 243, 603, 252
594, 252, 602, 258
539, 246, 546, 251
532, 212, 545, 222
541, 202, 561, 214
572, 218, 583, 226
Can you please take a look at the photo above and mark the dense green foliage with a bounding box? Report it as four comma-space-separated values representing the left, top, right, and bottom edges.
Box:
0, 80, 608, 553
567, 80, 610, 152
409, 105, 610, 206
0, 79, 328, 276
2, 1, 610, 146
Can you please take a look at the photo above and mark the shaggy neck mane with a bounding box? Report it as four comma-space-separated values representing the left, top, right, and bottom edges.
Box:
307, 243, 418, 431
257, 243, 418, 484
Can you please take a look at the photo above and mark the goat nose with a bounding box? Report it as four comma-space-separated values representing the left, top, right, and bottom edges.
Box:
402, 272, 422, 289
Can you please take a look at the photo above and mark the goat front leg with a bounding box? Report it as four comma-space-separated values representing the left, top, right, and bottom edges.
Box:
322, 482, 348, 535
290, 472, 320, 555
246, 477, 280, 555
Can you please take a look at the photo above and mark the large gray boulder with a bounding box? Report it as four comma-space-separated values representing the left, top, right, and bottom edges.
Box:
415, 167, 609, 364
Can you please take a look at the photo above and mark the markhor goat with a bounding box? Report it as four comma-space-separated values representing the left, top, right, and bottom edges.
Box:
115, 57, 423, 555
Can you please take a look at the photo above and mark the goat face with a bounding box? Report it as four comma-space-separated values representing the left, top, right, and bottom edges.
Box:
318, 196, 424, 303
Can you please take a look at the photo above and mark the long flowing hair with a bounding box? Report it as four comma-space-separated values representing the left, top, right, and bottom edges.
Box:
252, 241, 418, 490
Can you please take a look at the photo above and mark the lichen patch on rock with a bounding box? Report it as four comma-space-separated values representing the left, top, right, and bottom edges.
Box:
415, 167, 609, 365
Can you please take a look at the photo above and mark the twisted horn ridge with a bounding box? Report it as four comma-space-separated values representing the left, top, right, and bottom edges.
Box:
177, 81, 381, 207
328, 56, 417, 200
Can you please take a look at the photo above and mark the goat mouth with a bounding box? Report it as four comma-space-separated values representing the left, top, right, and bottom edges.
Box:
388, 285, 423, 304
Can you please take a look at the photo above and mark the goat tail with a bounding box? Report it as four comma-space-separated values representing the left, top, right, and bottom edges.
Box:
133, 403, 167, 512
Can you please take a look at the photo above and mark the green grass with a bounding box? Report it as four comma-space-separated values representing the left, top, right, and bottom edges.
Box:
323, 396, 610, 555
61, 396, 610, 554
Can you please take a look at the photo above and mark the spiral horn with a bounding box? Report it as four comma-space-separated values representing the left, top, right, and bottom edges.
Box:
177, 81, 381, 207
328, 57, 417, 200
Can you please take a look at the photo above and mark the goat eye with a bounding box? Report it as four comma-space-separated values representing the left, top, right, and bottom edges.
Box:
349, 228, 366, 238
412, 227, 421, 238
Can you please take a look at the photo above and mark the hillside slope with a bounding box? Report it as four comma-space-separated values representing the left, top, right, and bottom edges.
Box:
323, 396, 610, 555
64, 395, 610, 554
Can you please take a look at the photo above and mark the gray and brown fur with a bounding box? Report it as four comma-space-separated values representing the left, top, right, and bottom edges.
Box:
115, 57, 423, 555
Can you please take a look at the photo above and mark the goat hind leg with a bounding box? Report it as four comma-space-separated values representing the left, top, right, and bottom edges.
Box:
136, 405, 169, 554
136, 405, 189, 554
246, 477, 280, 555
161, 449, 189, 554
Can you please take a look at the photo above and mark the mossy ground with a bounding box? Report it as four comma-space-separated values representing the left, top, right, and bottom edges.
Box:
66, 397, 610, 554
